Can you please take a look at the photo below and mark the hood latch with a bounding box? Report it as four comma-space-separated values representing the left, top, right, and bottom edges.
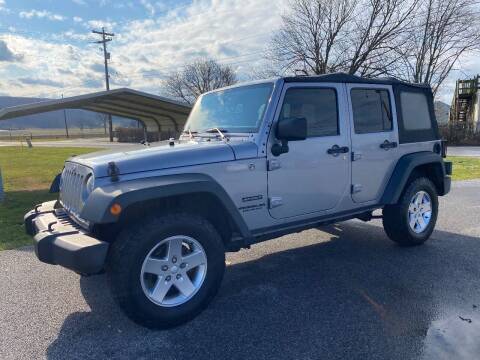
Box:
107, 162, 120, 182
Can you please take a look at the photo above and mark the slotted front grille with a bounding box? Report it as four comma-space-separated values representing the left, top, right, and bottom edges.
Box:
59, 162, 91, 219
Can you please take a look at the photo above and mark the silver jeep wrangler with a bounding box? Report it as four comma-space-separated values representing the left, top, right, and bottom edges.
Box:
25, 74, 452, 328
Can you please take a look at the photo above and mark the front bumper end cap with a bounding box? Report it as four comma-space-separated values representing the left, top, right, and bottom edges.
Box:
26, 203, 109, 275
24, 200, 58, 236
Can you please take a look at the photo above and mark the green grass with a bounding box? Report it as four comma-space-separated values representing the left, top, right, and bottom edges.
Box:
0, 147, 478, 251
0, 147, 99, 250
447, 156, 480, 181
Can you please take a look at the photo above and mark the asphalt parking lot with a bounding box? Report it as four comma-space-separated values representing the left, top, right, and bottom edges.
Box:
1, 138, 479, 157
1, 181, 479, 360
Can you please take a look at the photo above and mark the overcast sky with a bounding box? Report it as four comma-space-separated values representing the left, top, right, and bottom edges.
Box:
0, 0, 477, 104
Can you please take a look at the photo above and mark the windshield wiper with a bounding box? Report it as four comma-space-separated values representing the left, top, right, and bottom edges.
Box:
203, 127, 228, 140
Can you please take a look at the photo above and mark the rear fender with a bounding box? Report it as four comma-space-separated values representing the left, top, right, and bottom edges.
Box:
381, 151, 449, 204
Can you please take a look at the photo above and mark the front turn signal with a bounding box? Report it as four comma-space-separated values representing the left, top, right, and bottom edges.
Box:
110, 203, 122, 216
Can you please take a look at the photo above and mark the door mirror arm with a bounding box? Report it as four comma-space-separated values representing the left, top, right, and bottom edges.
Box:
271, 140, 289, 157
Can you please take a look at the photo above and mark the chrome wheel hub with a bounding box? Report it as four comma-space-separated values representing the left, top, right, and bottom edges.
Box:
408, 191, 432, 234
140, 235, 207, 307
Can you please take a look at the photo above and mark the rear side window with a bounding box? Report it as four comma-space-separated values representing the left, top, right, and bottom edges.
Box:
400, 92, 432, 130
351, 89, 392, 134
280, 88, 338, 137
395, 86, 439, 143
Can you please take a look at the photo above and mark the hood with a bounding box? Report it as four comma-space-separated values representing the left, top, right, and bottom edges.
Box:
69, 139, 258, 177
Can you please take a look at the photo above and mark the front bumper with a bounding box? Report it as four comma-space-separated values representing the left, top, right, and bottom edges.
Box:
24, 201, 108, 275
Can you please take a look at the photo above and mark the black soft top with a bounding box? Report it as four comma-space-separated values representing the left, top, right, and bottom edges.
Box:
283, 73, 430, 89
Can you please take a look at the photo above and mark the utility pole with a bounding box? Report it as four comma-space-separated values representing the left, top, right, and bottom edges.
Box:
61, 94, 69, 139
92, 27, 115, 142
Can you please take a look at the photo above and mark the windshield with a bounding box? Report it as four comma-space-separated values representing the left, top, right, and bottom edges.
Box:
185, 83, 274, 133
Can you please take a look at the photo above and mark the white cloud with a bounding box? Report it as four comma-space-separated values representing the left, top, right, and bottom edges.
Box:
72, 0, 87, 5
140, 0, 155, 16
1, 0, 474, 103
62, 31, 91, 41
73, 16, 83, 23
18, 77, 63, 87
19, 9, 67, 21
86, 19, 117, 30
0, 0, 284, 98
0, 40, 22, 62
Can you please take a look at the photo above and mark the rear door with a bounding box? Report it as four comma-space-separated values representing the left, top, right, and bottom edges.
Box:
347, 84, 399, 203
267, 83, 351, 219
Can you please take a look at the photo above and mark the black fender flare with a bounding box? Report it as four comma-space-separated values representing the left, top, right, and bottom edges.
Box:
381, 151, 448, 204
80, 173, 252, 238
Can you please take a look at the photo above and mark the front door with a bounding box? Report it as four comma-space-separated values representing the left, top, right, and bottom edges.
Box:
347, 84, 399, 203
267, 83, 351, 219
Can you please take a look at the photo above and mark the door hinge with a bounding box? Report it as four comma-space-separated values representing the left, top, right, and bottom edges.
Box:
351, 152, 362, 161
267, 159, 281, 171
351, 184, 363, 194
268, 196, 283, 209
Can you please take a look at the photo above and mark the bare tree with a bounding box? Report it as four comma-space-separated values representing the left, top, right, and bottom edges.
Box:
269, 0, 418, 76
270, 0, 480, 95
164, 59, 237, 104
345, 0, 418, 77
395, 0, 480, 95
269, 0, 356, 75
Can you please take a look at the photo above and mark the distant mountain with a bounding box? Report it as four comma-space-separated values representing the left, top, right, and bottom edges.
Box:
0, 96, 137, 130
434, 101, 450, 126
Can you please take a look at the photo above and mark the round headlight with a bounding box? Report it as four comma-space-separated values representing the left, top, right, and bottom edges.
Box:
82, 174, 95, 202
86, 175, 95, 194
59, 168, 66, 191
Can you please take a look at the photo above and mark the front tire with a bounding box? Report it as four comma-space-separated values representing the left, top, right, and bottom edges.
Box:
107, 213, 225, 329
383, 177, 438, 246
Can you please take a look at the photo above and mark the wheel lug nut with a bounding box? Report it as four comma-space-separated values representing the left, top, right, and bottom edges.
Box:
172, 256, 177, 264
176, 274, 182, 280
161, 265, 168, 271
165, 275, 171, 281
180, 263, 186, 269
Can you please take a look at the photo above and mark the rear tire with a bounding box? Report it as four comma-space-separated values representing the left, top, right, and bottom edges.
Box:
383, 177, 438, 246
106, 213, 225, 329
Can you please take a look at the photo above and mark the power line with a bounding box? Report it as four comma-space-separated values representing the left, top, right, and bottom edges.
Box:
18, 47, 270, 98
91, 27, 115, 142
109, 49, 268, 82
14, 52, 268, 99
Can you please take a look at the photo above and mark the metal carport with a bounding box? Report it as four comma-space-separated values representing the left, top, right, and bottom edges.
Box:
0, 88, 192, 136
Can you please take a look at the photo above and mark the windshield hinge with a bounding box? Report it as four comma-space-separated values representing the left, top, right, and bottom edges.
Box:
267, 159, 281, 171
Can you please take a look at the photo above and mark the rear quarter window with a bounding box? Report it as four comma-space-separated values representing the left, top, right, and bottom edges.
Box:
400, 92, 432, 130
395, 86, 439, 143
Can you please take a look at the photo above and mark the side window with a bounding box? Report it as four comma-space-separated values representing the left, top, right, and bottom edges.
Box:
351, 89, 392, 134
400, 91, 432, 130
279, 88, 338, 137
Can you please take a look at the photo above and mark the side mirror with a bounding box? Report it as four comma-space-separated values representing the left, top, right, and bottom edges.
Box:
277, 117, 307, 141
272, 117, 307, 156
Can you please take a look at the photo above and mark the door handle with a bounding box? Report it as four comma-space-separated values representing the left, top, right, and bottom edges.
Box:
327, 145, 349, 156
380, 140, 398, 150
